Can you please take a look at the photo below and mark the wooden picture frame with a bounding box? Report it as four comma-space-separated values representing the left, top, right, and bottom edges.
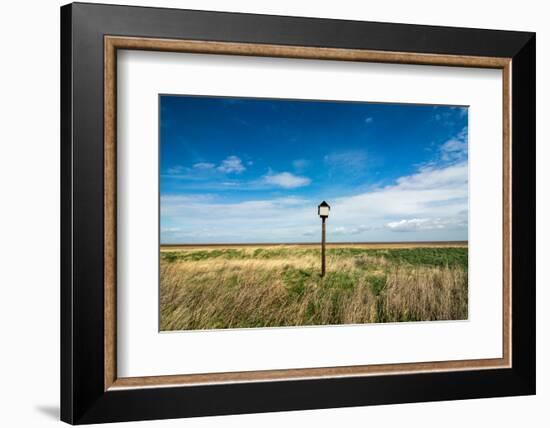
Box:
61, 2, 535, 424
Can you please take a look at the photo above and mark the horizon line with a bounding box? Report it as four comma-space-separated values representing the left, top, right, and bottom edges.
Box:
161, 240, 468, 247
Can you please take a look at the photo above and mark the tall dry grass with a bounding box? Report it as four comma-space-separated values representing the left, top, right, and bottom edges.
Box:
160, 247, 468, 331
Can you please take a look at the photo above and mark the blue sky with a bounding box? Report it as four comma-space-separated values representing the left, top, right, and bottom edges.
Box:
160, 95, 468, 244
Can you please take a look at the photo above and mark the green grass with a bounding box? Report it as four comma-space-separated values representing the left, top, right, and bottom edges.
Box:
160, 246, 468, 330
162, 247, 467, 269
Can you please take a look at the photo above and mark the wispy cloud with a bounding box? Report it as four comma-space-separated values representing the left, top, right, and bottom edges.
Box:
395, 162, 467, 191
164, 155, 246, 180
217, 156, 246, 174
385, 217, 465, 232
262, 171, 311, 189
193, 162, 216, 170
160, 97, 469, 244
161, 161, 468, 243
331, 225, 372, 236
161, 195, 311, 226
415, 125, 468, 171
324, 150, 368, 174
440, 126, 468, 162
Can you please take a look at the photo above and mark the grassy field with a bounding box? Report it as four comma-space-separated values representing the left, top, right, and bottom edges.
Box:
160, 244, 468, 331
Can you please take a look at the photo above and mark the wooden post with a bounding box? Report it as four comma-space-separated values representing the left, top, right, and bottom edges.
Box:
321, 217, 326, 277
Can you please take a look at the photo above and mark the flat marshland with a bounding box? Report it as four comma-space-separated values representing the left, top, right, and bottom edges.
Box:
160, 243, 468, 331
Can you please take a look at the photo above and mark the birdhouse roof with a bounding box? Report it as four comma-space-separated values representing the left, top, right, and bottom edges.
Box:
318, 201, 330, 208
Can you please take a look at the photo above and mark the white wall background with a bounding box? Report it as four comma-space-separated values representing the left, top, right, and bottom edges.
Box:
0, 0, 546, 426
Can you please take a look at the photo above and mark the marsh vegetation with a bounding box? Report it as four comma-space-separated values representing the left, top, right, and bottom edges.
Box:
159, 245, 468, 331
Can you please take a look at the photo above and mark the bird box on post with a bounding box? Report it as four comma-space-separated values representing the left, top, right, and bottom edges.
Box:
318, 201, 330, 277
318, 201, 330, 218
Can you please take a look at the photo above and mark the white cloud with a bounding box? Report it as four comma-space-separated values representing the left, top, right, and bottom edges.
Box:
165, 157, 242, 178
334, 162, 467, 217
161, 227, 181, 233
193, 162, 216, 170
324, 150, 368, 173
262, 171, 311, 189
330, 225, 371, 236
350, 225, 371, 234
217, 156, 246, 174
386, 218, 445, 232
161, 161, 468, 244
440, 126, 468, 162
394, 162, 467, 190
333, 226, 347, 235
441, 139, 465, 153
275, 196, 309, 206
385, 215, 468, 232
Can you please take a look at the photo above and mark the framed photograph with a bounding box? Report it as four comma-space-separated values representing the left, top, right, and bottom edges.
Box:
61, 2, 535, 424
